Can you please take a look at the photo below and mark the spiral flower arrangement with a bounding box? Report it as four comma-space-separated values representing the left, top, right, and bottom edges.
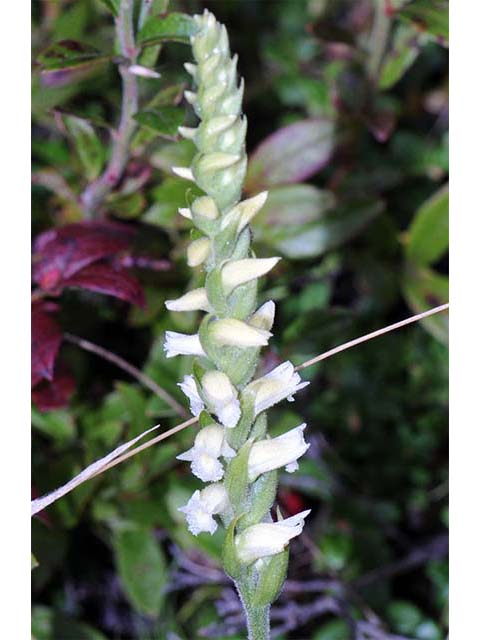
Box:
164, 10, 311, 638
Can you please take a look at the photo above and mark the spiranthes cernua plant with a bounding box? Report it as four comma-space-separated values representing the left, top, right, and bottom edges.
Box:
164, 9, 311, 639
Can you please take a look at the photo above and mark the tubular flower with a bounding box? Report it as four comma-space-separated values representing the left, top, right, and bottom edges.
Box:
177, 423, 235, 482
247, 424, 310, 482
235, 510, 312, 564
209, 319, 272, 348
178, 375, 204, 416
165, 288, 212, 313
200, 370, 241, 428
244, 361, 309, 416
178, 483, 230, 535
163, 331, 206, 359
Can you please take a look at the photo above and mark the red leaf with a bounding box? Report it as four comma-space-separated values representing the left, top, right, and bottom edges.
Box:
33, 221, 135, 291
32, 303, 63, 387
62, 263, 145, 307
32, 363, 76, 411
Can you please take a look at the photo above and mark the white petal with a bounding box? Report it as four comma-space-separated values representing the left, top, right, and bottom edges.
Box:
244, 361, 309, 416
178, 375, 204, 415
164, 332, 206, 359
210, 319, 272, 348
187, 237, 211, 267
172, 166, 195, 181
247, 424, 309, 481
221, 257, 280, 295
249, 300, 276, 331
191, 452, 225, 482
165, 288, 212, 312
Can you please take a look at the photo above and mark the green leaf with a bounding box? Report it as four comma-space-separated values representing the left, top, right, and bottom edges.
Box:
242, 471, 278, 528
387, 600, 423, 635
114, 526, 168, 617
97, 0, 119, 16
143, 177, 202, 229
255, 184, 335, 227
379, 25, 420, 90
134, 107, 184, 139
267, 199, 384, 259
107, 191, 146, 218
405, 185, 448, 266
402, 263, 448, 344
36, 40, 109, 71
31, 606, 108, 640
313, 620, 350, 640
31, 408, 76, 444
138, 13, 199, 47
319, 532, 352, 571
62, 114, 105, 180
245, 118, 335, 192
222, 515, 243, 579
251, 548, 289, 606
224, 440, 253, 513
399, 1, 448, 43
31, 553, 39, 570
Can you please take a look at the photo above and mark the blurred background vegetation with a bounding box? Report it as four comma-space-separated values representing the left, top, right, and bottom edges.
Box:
31, 1, 448, 638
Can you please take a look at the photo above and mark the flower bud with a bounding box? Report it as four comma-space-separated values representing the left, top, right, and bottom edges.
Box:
177, 423, 235, 481
165, 288, 212, 313
178, 126, 197, 140
201, 370, 241, 428
187, 237, 211, 267
249, 300, 276, 331
221, 258, 280, 295
235, 510, 311, 564
172, 166, 195, 181
178, 483, 230, 535
178, 207, 193, 219
191, 196, 219, 220
209, 318, 272, 348
164, 332, 206, 359
244, 361, 309, 416
221, 191, 269, 232
248, 424, 310, 482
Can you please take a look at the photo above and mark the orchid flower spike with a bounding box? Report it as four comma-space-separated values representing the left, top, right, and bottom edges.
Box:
178, 483, 230, 535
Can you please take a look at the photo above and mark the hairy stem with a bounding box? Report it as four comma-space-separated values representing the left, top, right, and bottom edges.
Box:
81, 0, 139, 217
236, 580, 270, 640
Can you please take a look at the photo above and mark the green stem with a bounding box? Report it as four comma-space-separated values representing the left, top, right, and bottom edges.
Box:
236, 580, 270, 640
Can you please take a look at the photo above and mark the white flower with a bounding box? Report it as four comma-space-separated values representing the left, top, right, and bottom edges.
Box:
235, 510, 311, 564
249, 300, 275, 331
178, 375, 204, 416
178, 483, 229, 535
164, 331, 206, 359
201, 370, 241, 428
221, 191, 269, 232
187, 237, 211, 266
244, 361, 309, 416
172, 166, 195, 181
221, 257, 280, 295
209, 318, 272, 348
247, 424, 310, 481
165, 288, 212, 313
177, 423, 236, 482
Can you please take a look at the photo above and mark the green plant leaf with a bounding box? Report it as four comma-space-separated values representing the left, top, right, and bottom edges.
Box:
224, 440, 253, 513
379, 25, 420, 90
255, 184, 335, 227
113, 526, 168, 617
251, 548, 289, 606
138, 13, 199, 46
245, 118, 335, 192
134, 107, 184, 139
405, 185, 448, 266
313, 620, 350, 639
387, 600, 423, 635
402, 263, 449, 344
31, 553, 39, 570
98, 0, 119, 16
36, 40, 109, 71
264, 199, 383, 259
62, 114, 105, 180
399, 1, 448, 43
107, 191, 146, 218
222, 515, 243, 579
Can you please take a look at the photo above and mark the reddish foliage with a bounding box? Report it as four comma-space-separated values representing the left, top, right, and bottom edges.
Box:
31, 302, 63, 387
32, 363, 76, 412
33, 221, 136, 292
62, 262, 145, 307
